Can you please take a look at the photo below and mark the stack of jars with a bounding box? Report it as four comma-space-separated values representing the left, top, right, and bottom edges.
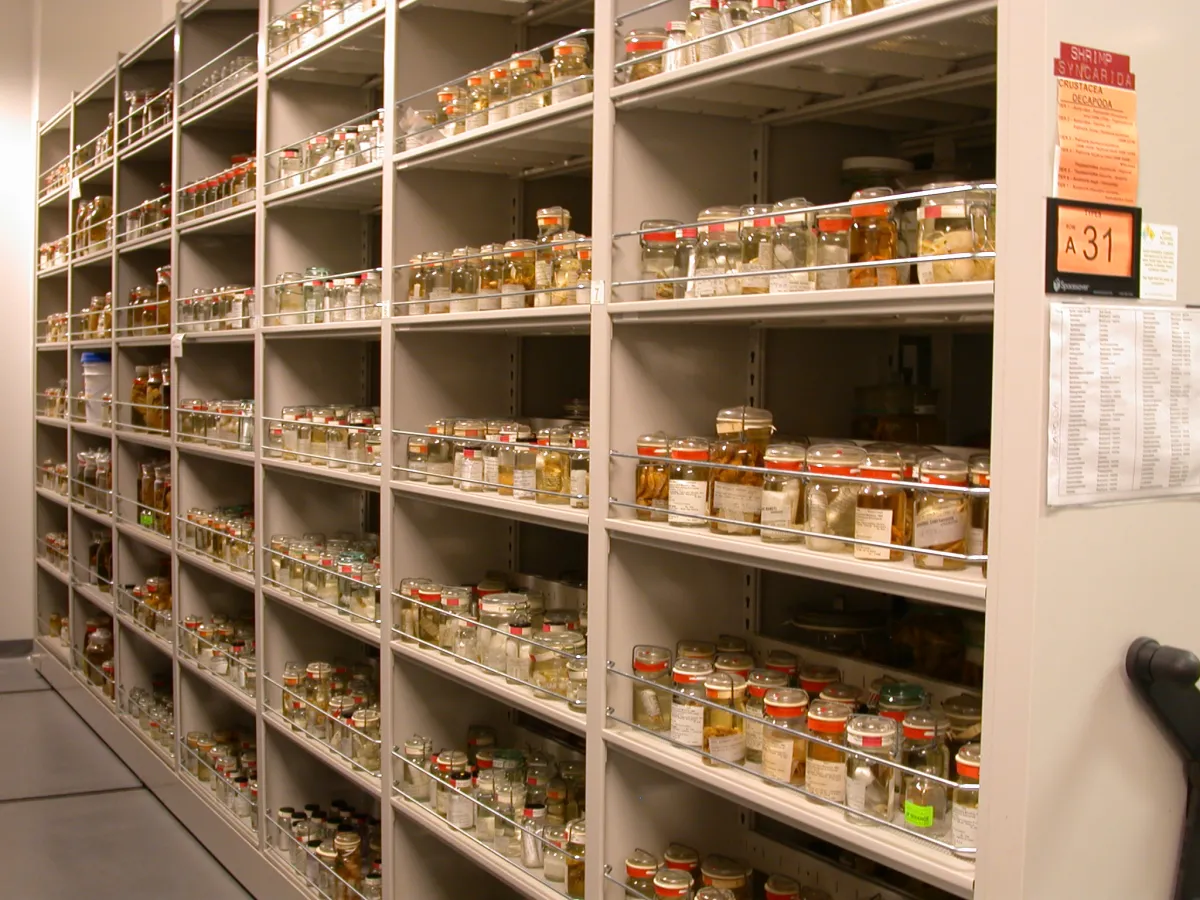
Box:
271, 800, 383, 899
266, 533, 381, 624
41, 312, 69, 343
399, 36, 592, 151
122, 86, 173, 143
634, 406, 990, 569
396, 726, 586, 897
270, 267, 383, 324
621, 843, 819, 900
183, 51, 257, 112
121, 186, 171, 243
39, 381, 69, 418
181, 612, 258, 697
183, 728, 259, 828
267, 0, 384, 62
76, 293, 113, 339
126, 679, 175, 756
73, 195, 113, 257
277, 657, 381, 773
38, 458, 70, 495
38, 237, 70, 270
273, 111, 384, 190
177, 284, 253, 331
82, 613, 115, 698
73, 114, 114, 174
40, 530, 70, 572
133, 457, 171, 536
181, 505, 255, 572
178, 154, 256, 220
177, 399, 255, 451
400, 207, 590, 315
264, 404, 381, 471
125, 265, 172, 335
129, 363, 171, 434
73, 448, 113, 512
623, 0, 897, 83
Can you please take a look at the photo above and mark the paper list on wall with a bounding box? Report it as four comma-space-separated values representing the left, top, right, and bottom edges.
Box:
1047, 302, 1200, 506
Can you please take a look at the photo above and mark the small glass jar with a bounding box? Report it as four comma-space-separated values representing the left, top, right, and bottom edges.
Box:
402, 737, 431, 801
686, 0, 723, 61
668, 437, 711, 527
676, 639, 716, 662
566, 658, 587, 711
626, 848, 660, 897
854, 451, 908, 561
543, 823, 569, 882
968, 454, 990, 574
744, 669, 789, 764
762, 875, 802, 900
507, 52, 544, 117
951, 742, 981, 854
487, 66, 510, 125
423, 251, 450, 314
805, 443, 866, 552
632, 645, 672, 731
550, 37, 592, 104
844, 714, 897, 825
748, 0, 785, 44
770, 198, 814, 293
760, 442, 806, 543
917, 184, 995, 284
703, 672, 747, 767
425, 420, 454, 485
665, 21, 694, 71
640, 220, 682, 300
901, 710, 949, 837
478, 243, 504, 311
710, 406, 773, 535
942, 693, 983, 774
636, 432, 670, 521
798, 664, 840, 698
804, 700, 851, 804
549, 232, 582, 305
738, 205, 774, 294
351, 707, 381, 773
718, 0, 753, 52
700, 856, 749, 900
913, 456, 969, 570
624, 28, 668, 82
761, 687, 809, 786
501, 239, 536, 309
849, 187, 899, 287
535, 427, 571, 505
449, 246, 480, 313
694, 207, 742, 297
670, 658, 714, 749
565, 818, 586, 900
815, 212, 852, 290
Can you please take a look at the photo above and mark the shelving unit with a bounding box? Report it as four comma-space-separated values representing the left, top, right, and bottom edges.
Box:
29, 1, 1200, 899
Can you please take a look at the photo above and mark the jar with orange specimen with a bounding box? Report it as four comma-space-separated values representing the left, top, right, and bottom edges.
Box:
709, 406, 773, 536
849, 187, 899, 287
913, 455, 969, 570
853, 451, 908, 561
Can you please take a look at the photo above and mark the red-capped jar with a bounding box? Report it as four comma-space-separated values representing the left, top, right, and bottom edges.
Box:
804, 443, 866, 553
632, 644, 672, 732
913, 455, 969, 571
798, 663, 841, 696
805, 700, 853, 804
641, 219, 682, 300
636, 431, 670, 522
667, 437, 711, 528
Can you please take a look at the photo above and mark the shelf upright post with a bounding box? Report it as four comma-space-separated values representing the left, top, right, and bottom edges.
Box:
983, 0, 1200, 897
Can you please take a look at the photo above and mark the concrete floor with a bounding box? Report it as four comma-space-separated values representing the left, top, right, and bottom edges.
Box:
0, 654, 254, 899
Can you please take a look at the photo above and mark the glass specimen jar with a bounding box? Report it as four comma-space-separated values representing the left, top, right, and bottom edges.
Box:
701, 856, 750, 900
426, 420, 454, 485
770, 198, 814, 292
632, 645, 672, 731
640, 220, 682, 300
463, 74, 488, 130
913, 455, 969, 570
508, 52, 544, 117
542, 823, 569, 881
917, 184, 995, 283
351, 708, 381, 773
502, 239, 536, 309
815, 212, 851, 289
853, 451, 907, 561
760, 442, 806, 543
550, 37, 592, 103
449, 247, 480, 313
849, 187, 899, 287
568, 425, 589, 508
626, 848, 660, 897
665, 21, 693, 70
877, 681, 926, 725
738, 205, 775, 294
624, 28, 668, 81
668, 437, 711, 527
805, 443, 866, 552
844, 714, 897, 825
535, 427, 571, 505
636, 432, 670, 521
274, 271, 304, 325
710, 406, 773, 535
423, 251, 450, 314
687, 0, 723, 61
674, 225, 698, 297
804, 700, 851, 804
551, 232, 582, 305
718, 0, 753, 52
654, 868, 694, 899
565, 818, 586, 900
694, 207, 742, 297
402, 736, 431, 801
478, 243, 504, 310
304, 660, 333, 739
951, 742, 981, 853
748, 0, 785, 44
798, 664, 840, 698
901, 710, 949, 837
761, 687, 809, 786
968, 454, 990, 574
744, 669, 788, 764
677, 639, 716, 662
703, 672, 747, 767
942, 693, 983, 773
670, 657, 714, 749
487, 66, 510, 125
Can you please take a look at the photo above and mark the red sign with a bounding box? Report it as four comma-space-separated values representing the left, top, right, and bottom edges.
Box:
1054, 43, 1135, 89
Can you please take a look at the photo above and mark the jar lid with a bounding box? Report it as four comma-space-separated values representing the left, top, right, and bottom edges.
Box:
846, 714, 897, 748
902, 709, 939, 739
695, 890, 736, 900
669, 437, 710, 461
969, 453, 991, 487
747, 668, 789, 698
654, 868, 695, 896
919, 455, 969, 485
878, 681, 926, 707
689, 0, 718, 7
672, 657, 714, 684
807, 700, 853, 732
553, 37, 589, 55
509, 53, 540, 70
798, 664, 841, 692
700, 854, 748, 881
713, 653, 754, 678
663, 842, 699, 866
704, 671, 746, 698
851, 186, 896, 217
567, 658, 587, 680
816, 211, 851, 232
956, 742, 981, 778
676, 639, 715, 659
764, 443, 806, 470
806, 442, 866, 474
819, 682, 861, 706
626, 29, 667, 52
764, 874, 801, 900
626, 848, 660, 878
942, 693, 983, 719
637, 432, 669, 456
633, 645, 671, 672
641, 219, 682, 242
765, 649, 798, 675
763, 687, 809, 716
667, 20, 687, 30
861, 451, 903, 480
715, 405, 773, 434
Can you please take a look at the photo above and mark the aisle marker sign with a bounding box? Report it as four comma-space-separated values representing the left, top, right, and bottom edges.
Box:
1046, 199, 1141, 298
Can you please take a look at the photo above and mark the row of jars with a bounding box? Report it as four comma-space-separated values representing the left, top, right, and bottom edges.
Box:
39, 382, 71, 418
183, 51, 256, 112
622, 0, 895, 82
271, 268, 383, 324
123, 86, 173, 144
178, 285, 253, 331
178, 155, 256, 220
126, 265, 173, 335
267, 0, 383, 63
177, 399, 255, 451
635, 406, 989, 569
272, 800, 383, 900
122, 187, 171, 242
265, 404, 381, 471
267, 533, 381, 623
82, 613, 115, 696
396, 728, 586, 897
38, 458, 70, 495
276, 113, 384, 189
401, 205, 588, 315
401, 37, 592, 151
279, 658, 381, 773
40, 530, 70, 572
181, 613, 257, 698
75, 448, 113, 513
42, 312, 70, 343
38, 237, 69, 270
74, 113, 114, 174
42, 156, 71, 197
134, 457, 171, 536
182, 505, 255, 572
118, 573, 173, 640
125, 680, 175, 757
74, 195, 113, 257
77, 293, 113, 339
622, 843, 829, 900
635, 188, 994, 302
130, 364, 171, 433
406, 418, 590, 506
183, 728, 258, 828
394, 578, 587, 709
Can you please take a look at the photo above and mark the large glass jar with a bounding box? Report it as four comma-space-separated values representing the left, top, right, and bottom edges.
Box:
550, 37, 592, 104
748, 0, 785, 44
565, 818, 586, 900
804, 700, 851, 804
635, 432, 669, 521
478, 244, 504, 311
738, 205, 775, 294
844, 714, 897, 825
770, 198, 813, 292
501, 239, 536, 309
664, 20, 694, 71
423, 251, 450, 314
463, 74, 488, 130
877, 681, 925, 725
853, 451, 907, 561
507, 53, 543, 117
694, 207, 742, 297
274, 272, 304, 325
913, 456, 969, 570
761, 687, 809, 786
760, 442, 806, 543
654, 869, 694, 899
351, 708, 381, 773
535, 427, 571, 505
718, 0, 753, 52
709, 406, 773, 535
668, 437, 711, 527
814, 212, 851, 290
917, 185, 995, 284
687, 0, 723, 61
550, 233, 582, 305
670, 658, 714, 749
640, 220, 682, 300
942, 693, 983, 775
703, 672, 747, 768
624, 28, 668, 82
744, 669, 789, 764
632, 645, 672, 731
804, 443, 865, 552
487, 66, 510, 125
449, 247, 480, 313
626, 849, 660, 897
849, 187, 899, 287
968, 454, 990, 574
951, 742, 981, 853
426, 420, 454, 485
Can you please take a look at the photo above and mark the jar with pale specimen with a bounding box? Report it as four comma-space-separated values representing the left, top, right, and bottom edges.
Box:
709, 406, 773, 535
913, 455, 969, 570
805, 443, 866, 552
853, 451, 908, 561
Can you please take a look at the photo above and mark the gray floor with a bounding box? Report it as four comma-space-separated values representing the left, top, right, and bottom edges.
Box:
1, 654, 254, 899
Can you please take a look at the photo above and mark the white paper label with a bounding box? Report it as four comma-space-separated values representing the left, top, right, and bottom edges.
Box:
1140, 223, 1179, 302
967, 526, 985, 557
668, 479, 708, 525
513, 468, 535, 500
501, 283, 526, 310
447, 791, 474, 829
915, 509, 966, 548
461, 457, 482, 488
760, 487, 799, 535
476, 812, 495, 843
744, 717, 764, 753
477, 289, 501, 312
707, 731, 745, 763
952, 800, 979, 848
846, 771, 869, 813
570, 468, 588, 501
171, 333, 185, 358
670, 702, 705, 747
805, 757, 846, 803
712, 482, 761, 518
428, 286, 451, 314
69, 177, 81, 200
551, 80, 589, 105
484, 456, 499, 489
761, 734, 796, 783
487, 106, 508, 126
637, 687, 664, 722
853, 507, 893, 560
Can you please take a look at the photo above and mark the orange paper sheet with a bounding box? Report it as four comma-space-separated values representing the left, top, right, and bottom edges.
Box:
1056, 78, 1138, 206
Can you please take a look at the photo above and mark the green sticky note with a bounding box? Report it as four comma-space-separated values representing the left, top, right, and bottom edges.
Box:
905, 800, 934, 829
